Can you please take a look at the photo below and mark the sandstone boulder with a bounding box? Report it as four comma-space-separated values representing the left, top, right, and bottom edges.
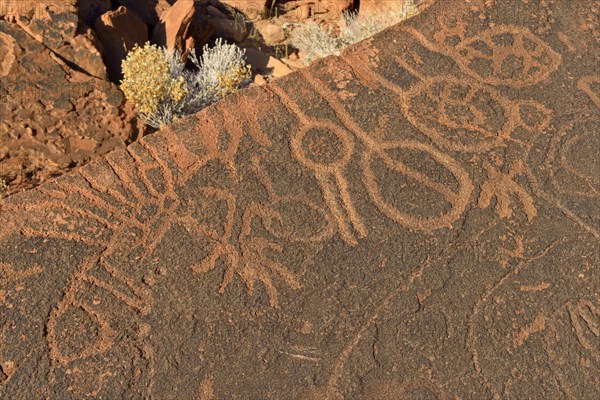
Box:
253, 20, 285, 44
244, 47, 292, 78
117, 0, 162, 25
206, 4, 248, 43
151, 0, 213, 57
95, 6, 148, 82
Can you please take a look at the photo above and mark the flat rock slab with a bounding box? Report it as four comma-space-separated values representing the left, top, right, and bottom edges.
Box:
1, 0, 599, 398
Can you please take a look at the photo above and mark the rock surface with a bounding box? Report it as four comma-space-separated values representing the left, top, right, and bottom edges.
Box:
0, 0, 112, 26
0, 21, 144, 194
151, 0, 213, 56
95, 6, 148, 82
116, 0, 162, 25
219, 0, 267, 19
206, 4, 248, 43
359, 0, 410, 14
245, 46, 292, 77
253, 19, 286, 44
1, 0, 599, 399
277, 0, 353, 23
14, 9, 108, 79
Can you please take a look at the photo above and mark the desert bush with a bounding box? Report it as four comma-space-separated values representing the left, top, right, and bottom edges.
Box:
290, 1, 417, 65
120, 43, 188, 128
184, 39, 252, 110
120, 39, 252, 129
288, 21, 341, 65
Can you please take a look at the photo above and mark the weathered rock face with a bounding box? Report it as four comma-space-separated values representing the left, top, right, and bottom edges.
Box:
1, 0, 599, 399
0, 0, 71, 20
0, 0, 112, 26
13, 9, 108, 79
116, 0, 167, 25
206, 3, 248, 43
151, 0, 213, 56
245, 46, 292, 77
359, 0, 409, 14
253, 19, 285, 44
0, 21, 144, 193
277, 0, 353, 22
219, 0, 267, 19
95, 6, 148, 83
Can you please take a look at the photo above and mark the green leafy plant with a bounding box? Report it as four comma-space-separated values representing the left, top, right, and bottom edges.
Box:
120, 39, 252, 129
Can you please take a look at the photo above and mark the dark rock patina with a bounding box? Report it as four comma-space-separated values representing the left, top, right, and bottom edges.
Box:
1, 0, 598, 398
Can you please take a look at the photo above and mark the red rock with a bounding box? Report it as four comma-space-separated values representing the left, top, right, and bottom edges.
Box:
69, 27, 108, 80
1, 1, 600, 398
206, 4, 247, 43
117, 0, 163, 25
359, 0, 411, 15
0, 30, 16, 77
254, 20, 285, 44
313, 0, 353, 15
0, 21, 144, 194
68, 137, 98, 163
76, 0, 113, 27
0, 0, 112, 27
253, 73, 267, 85
279, 0, 352, 23
244, 47, 292, 78
0, 0, 68, 21
156, 0, 176, 17
151, 0, 212, 56
219, 0, 266, 19
14, 9, 108, 80
95, 6, 148, 82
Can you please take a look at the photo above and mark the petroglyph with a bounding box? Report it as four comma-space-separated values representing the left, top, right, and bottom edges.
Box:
186, 185, 310, 308
0, 263, 42, 287
344, 33, 552, 154
567, 299, 600, 363
577, 75, 600, 108
526, 115, 600, 238
477, 160, 536, 221
0, 0, 598, 397
401, 76, 512, 152
266, 83, 367, 245
453, 25, 562, 87
269, 68, 474, 237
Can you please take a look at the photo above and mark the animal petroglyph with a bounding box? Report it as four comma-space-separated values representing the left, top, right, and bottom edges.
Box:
453, 25, 562, 87
477, 160, 536, 222
0, 0, 598, 397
